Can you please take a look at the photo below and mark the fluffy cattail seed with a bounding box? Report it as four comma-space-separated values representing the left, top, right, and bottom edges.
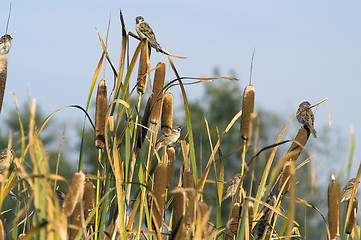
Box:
152, 163, 167, 230
182, 171, 195, 225
63, 172, 85, 216
137, 39, 149, 94
161, 93, 174, 136
95, 79, 108, 149
84, 181, 95, 225
166, 147, 175, 188
150, 62, 165, 124
328, 172, 341, 239
240, 85, 255, 140
346, 198, 358, 234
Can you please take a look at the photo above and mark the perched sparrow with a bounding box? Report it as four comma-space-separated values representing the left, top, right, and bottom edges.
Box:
0, 34, 12, 55
222, 173, 242, 201
296, 101, 317, 138
155, 125, 182, 151
0, 147, 14, 172
341, 178, 359, 202
136, 16, 161, 52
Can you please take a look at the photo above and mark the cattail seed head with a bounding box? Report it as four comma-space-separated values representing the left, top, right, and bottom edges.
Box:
63, 172, 85, 216
161, 93, 174, 136
279, 161, 292, 194
328, 174, 341, 239
95, 79, 108, 149
248, 201, 254, 232
287, 127, 310, 161
166, 147, 175, 188
137, 39, 149, 94
225, 203, 242, 240
197, 201, 209, 238
241, 85, 255, 140
150, 62, 165, 124
137, 95, 152, 149
84, 181, 95, 225
172, 187, 187, 239
152, 163, 167, 230
0, 55, 8, 112
70, 201, 83, 240
346, 198, 358, 234
182, 171, 195, 225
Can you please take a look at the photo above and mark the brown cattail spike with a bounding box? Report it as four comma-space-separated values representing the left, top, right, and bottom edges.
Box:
182, 171, 195, 225
197, 201, 210, 238
241, 85, 255, 140
225, 203, 242, 240
70, 201, 83, 240
166, 147, 175, 188
161, 93, 174, 136
279, 161, 292, 194
150, 62, 165, 124
152, 163, 167, 230
137, 39, 149, 94
287, 127, 310, 161
346, 198, 358, 234
84, 181, 95, 225
63, 172, 85, 216
328, 172, 341, 239
172, 187, 187, 239
95, 79, 108, 149
137, 95, 152, 149
0, 55, 8, 112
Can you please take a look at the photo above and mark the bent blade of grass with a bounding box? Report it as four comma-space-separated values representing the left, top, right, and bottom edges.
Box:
167, 55, 198, 184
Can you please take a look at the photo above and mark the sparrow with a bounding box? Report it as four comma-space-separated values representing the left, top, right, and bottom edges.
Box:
341, 178, 359, 202
296, 101, 317, 138
136, 16, 161, 52
155, 125, 182, 151
0, 148, 21, 200
0, 34, 12, 55
222, 173, 242, 201
0, 147, 13, 172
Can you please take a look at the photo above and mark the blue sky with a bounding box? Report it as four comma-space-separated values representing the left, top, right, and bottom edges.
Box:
1, 1, 361, 180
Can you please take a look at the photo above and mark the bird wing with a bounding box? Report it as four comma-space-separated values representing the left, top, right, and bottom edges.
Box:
138, 22, 157, 42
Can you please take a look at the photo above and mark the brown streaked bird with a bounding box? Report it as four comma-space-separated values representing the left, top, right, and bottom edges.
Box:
222, 173, 242, 201
296, 101, 317, 138
0, 34, 12, 55
155, 125, 182, 151
0, 147, 13, 172
341, 178, 359, 202
136, 16, 161, 52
